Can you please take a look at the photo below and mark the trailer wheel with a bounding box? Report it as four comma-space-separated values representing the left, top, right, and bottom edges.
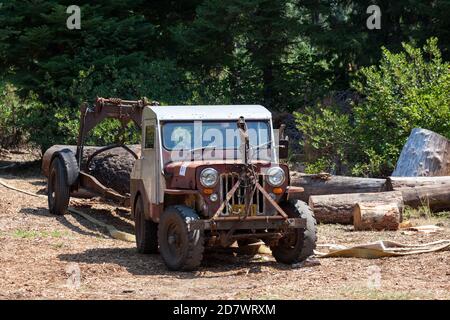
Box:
48, 157, 70, 215
158, 205, 204, 271
134, 195, 158, 254
270, 200, 317, 264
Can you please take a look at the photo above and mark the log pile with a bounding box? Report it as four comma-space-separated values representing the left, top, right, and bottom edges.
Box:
291, 128, 450, 230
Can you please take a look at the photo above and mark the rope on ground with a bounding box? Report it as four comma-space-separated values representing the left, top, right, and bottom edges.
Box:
0, 178, 135, 243
0, 178, 46, 198
67, 207, 135, 242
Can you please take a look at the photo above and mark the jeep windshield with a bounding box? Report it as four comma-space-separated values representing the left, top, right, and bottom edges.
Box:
161, 120, 272, 161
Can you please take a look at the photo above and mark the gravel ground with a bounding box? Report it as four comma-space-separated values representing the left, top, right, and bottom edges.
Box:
0, 152, 449, 300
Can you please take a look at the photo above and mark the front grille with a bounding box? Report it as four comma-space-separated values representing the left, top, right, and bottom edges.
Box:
219, 173, 265, 216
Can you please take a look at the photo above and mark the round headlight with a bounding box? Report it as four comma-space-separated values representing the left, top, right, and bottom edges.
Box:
266, 166, 285, 186
200, 168, 219, 187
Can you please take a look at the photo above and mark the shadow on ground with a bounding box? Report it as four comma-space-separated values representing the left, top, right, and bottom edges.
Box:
20, 206, 116, 238
20, 205, 291, 277
57, 246, 287, 278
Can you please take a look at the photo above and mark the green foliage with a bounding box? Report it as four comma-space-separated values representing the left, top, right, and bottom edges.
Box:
0, 1, 449, 170
297, 38, 450, 177
295, 106, 355, 174
0, 83, 23, 148
353, 37, 450, 175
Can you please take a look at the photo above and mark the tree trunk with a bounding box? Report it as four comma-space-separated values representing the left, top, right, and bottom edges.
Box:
353, 203, 401, 231
392, 128, 450, 177
400, 185, 450, 211
386, 176, 450, 191
290, 172, 387, 202
308, 191, 403, 224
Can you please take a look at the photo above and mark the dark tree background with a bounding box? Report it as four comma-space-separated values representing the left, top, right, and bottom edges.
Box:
0, 0, 449, 175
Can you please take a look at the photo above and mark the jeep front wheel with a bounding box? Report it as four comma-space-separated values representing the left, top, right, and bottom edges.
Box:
158, 205, 204, 271
270, 200, 317, 264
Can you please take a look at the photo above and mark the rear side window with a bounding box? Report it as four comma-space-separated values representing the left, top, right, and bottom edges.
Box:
144, 125, 155, 149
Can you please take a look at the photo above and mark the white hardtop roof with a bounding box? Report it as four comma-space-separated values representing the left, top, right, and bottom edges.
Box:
146, 105, 272, 121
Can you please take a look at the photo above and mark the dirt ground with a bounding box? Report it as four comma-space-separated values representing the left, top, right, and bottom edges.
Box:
0, 150, 449, 300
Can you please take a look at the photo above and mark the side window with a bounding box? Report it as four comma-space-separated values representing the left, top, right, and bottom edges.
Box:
144, 125, 155, 149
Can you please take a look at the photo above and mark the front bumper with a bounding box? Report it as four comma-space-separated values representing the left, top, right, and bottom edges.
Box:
189, 216, 306, 231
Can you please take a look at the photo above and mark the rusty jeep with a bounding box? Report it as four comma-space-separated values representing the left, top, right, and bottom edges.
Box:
42, 98, 317, 271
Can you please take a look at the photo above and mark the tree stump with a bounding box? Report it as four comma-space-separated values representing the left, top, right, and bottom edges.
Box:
353, 203, 401, 231
392, 128, 450, 177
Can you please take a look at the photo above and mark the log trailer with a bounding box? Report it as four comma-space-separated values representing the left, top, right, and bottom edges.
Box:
42, 98, 317, 270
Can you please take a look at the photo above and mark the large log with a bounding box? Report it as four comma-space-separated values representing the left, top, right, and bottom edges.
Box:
353, 203, 401, 231
85, 145, 140, 195
290, 172, 387, 202
392, 128, 450, 177
386, 176, 450, 190
400, 185, 450, 211
308, 191, 404, 224
43, 145, 140, 195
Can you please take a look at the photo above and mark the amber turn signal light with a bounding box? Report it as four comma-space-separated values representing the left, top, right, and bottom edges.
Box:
203, 188, 214, 195
273, 187, 283, 195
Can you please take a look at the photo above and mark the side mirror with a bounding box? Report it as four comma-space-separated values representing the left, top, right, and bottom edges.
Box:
278, 124, 289, 160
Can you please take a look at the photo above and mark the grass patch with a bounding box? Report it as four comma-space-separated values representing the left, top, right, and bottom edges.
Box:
403, 206, 433, 220
51, 242, 65, 249
403, 205, 450, 220
11, 229, 68, 239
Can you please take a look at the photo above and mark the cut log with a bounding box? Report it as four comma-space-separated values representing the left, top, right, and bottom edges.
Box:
353, 203, 401, 231
309, 191, 403, 224
392, 128, 450, 177
386, 176, 450, 190
400, 185, 450, 211
290, 172, 387, 202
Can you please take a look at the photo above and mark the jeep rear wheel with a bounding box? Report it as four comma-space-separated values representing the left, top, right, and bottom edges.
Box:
158, 205, 204, 271
48, 157, 70, 215
134, 195, 158, 254
270, 200, 317, 264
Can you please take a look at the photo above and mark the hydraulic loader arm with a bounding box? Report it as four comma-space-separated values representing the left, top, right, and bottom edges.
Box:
76, 97, 158, 169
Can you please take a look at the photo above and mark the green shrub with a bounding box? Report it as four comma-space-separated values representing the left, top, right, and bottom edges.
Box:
352, 37, 450, 176
296, 38, 450, 177
0, 84, 24, 148
294, 106, 355, 175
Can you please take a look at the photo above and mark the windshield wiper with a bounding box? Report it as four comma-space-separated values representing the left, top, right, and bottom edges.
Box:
250, 141, 272, 151
185, 145, 216, 153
